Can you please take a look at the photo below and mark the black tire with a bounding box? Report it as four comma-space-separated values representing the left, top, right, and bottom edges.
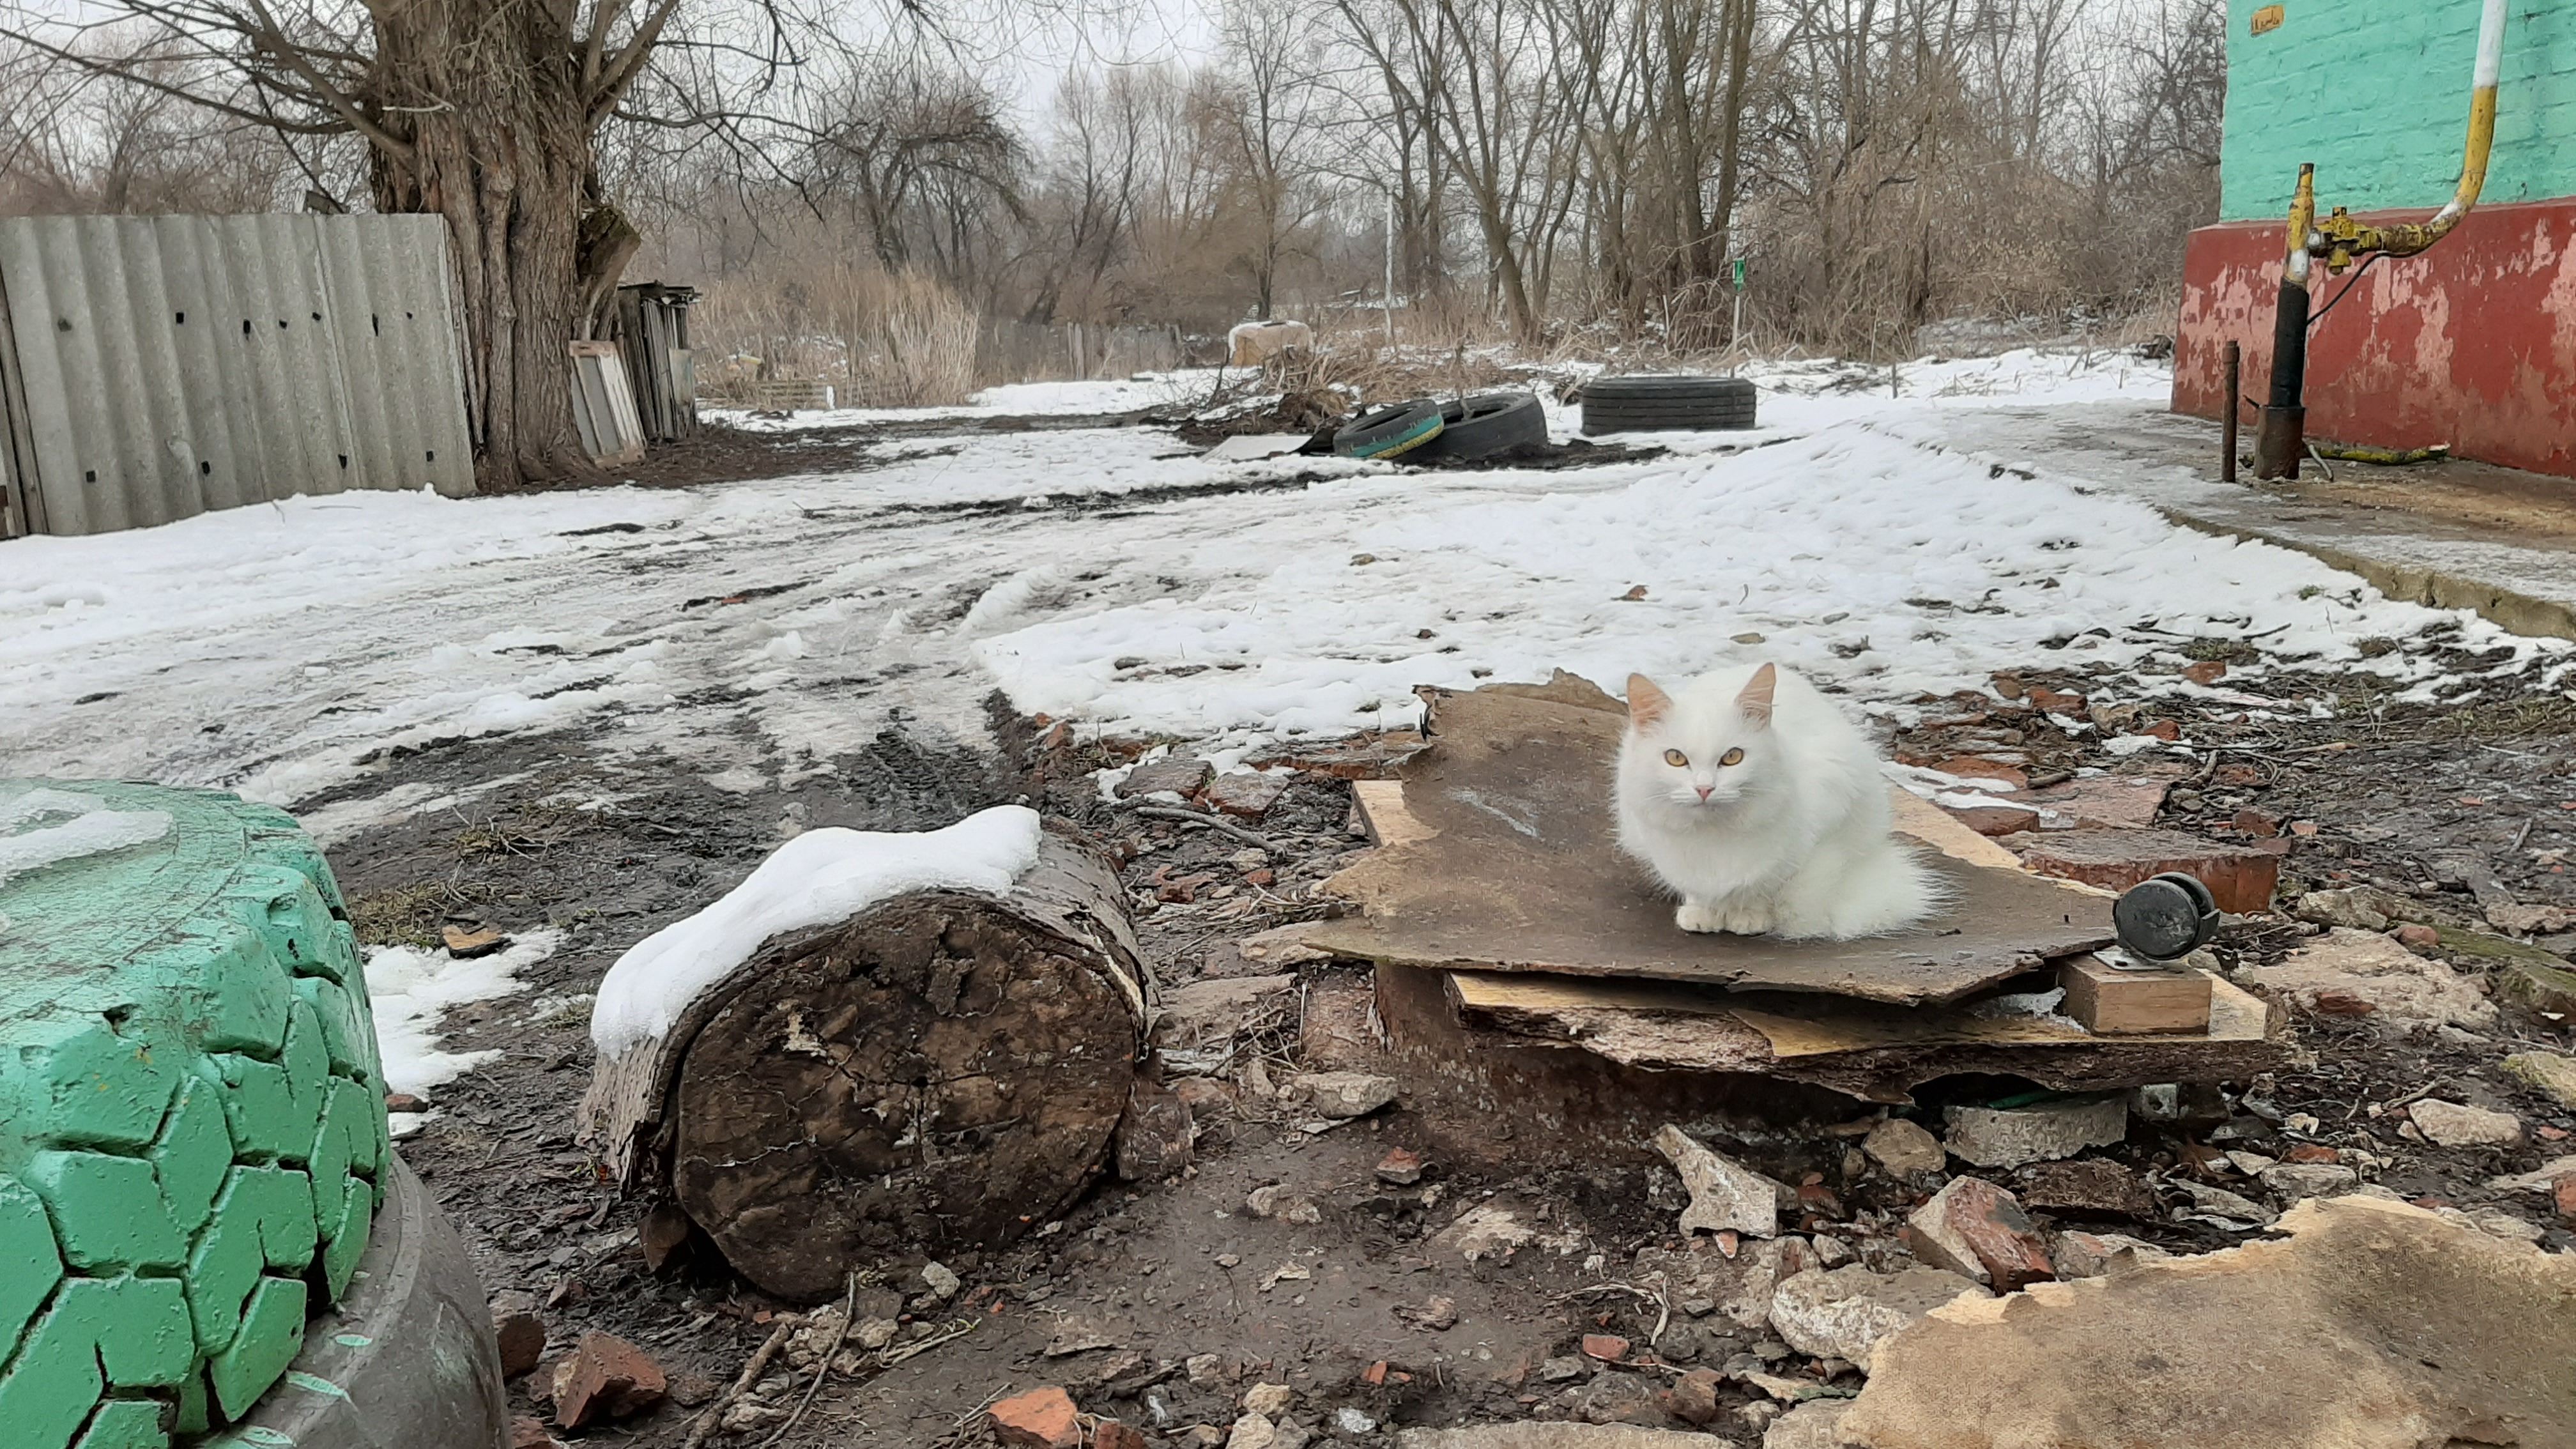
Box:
1333, 399, 1446, 459
1581, 374, 1758, 434
1416, 392, 1548, 461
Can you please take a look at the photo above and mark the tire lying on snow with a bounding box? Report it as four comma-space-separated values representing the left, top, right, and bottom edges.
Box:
1416, 391, 1548, 462
1580, 374, 1758, 434
1333, 399, 1446, 459
0, 779, 399, 1449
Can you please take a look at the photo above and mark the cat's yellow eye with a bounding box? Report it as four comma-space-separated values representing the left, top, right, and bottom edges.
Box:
1663, 748, 1688, 767
1719, 747, 1745, 767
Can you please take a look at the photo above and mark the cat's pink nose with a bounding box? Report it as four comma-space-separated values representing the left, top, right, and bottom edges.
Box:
1695, 785, 1713, 801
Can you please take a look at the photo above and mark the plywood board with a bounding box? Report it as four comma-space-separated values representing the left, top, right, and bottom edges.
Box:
1294, 680, 2117, 1006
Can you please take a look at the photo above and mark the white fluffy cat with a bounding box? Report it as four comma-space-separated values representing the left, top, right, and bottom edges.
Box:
1614, 663, 1940, 940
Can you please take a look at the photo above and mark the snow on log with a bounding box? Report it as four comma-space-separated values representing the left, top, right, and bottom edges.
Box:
576, 807, 1151, 1302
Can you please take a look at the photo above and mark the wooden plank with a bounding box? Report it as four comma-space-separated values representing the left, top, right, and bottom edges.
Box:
1887, 787, 2034, 874
1295, 680, 2118, 1006
2058, 953, 2214, 1034
1351, 779, 1437, 848
1439, 965, 2280, 1101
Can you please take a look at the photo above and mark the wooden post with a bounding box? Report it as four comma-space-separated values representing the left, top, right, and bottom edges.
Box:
2222, 341, 2242, 483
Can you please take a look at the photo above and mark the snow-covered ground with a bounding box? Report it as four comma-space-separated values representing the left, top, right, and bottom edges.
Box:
3, 349, 2559, 848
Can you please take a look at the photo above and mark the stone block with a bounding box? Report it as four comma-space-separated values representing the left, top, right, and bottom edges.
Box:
2018, 829, 2279, 912
1943, 1095, 2127, 1169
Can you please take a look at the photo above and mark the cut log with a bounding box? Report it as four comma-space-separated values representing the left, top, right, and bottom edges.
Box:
577, 822, 1148, 1303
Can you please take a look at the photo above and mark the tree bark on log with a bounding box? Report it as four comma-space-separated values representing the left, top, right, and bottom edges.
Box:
577, 824, 1150, 1303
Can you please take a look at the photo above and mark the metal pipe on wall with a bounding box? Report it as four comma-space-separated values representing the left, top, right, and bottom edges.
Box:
2251, 0, 2507, 481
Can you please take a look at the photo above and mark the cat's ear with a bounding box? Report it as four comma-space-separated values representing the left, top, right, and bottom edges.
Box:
1626, 673, 1671, 728
1736, 663, 1777, 727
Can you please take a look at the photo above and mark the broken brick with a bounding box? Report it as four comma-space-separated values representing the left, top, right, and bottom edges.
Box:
494, 1307, 548, 1379
2015, 1158, 2156, 1220
1907, 1178, 2054, 1292
383, 1092, 427, 1113
2233, 809, 2280, 838
1246, 731, 1427, 779
1376, 1147, 1427, 1185
551, 1332, 666, 1429
1944, 802, 2041, 837
2017, 828, 2280, 913
509, 1417, 561, 1449
442, 924, 507, 957
2028, 689, 2087, 714
2181, 660, 2228, 686
988, 1387, 1082, 1449
1204, 772, 1290, 819
1930, 758, 2031, 790
2019, 776, 2171, 829
2285, 1144, 2341, 1165
2137, 718, 2183, 740
1580, 1333, 1630, 1362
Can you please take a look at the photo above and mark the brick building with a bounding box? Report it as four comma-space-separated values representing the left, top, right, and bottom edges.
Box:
2173, 1, 2576, 478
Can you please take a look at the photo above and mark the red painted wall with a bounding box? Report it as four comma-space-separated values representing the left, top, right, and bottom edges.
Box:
2174, 199, 2576, 479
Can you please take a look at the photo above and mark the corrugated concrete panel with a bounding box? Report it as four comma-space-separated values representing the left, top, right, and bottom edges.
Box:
0, 214, 475, 537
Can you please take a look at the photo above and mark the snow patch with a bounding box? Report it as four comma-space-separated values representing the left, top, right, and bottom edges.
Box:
367, 928, 564, 1096
0, 786, 172, 887
588, 804, 1044, 1057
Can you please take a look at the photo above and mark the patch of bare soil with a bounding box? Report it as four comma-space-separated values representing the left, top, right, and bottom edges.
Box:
315, 638, 2576, 1449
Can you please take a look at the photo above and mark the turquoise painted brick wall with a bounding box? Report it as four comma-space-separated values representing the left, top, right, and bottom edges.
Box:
2221, 0, 2576, 221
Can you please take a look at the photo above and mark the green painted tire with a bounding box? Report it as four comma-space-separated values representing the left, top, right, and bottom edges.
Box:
0, 780, 391, 1449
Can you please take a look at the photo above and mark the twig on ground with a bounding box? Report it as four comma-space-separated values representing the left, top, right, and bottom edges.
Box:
881, 1319, 977, 1366
681, 1317, 799, 1449
759, 1273, 857, 1449
956, 1385, 1011, 1430
1130, 804, 1276, 852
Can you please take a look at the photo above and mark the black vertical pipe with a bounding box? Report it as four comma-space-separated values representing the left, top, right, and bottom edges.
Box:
2221, 341, 2241, 482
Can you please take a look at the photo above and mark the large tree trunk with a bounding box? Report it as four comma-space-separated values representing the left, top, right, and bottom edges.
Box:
369, 0, 600, 491
578, 826, 1151, 1303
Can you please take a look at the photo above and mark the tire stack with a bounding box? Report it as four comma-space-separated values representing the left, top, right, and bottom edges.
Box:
0, 780, 393, 1449
1333, 390, 1550, 463
1579, 374, 1759, 434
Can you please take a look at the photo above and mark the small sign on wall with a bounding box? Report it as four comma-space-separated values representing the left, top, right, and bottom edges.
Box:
2251, 4, 2285, 34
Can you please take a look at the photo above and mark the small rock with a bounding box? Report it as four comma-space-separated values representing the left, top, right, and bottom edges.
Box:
2259, 1162, 2361, 1199
989, 1387, 1082, 1449
1666, 1365, 1725, 1425
1243, 1184, 1323, 1223
1242, 1381, 1294, 1416
509, 1416, 561, 1449
1574, 1372, 1666, 1425
2241, 928, 2496, 1031
1765, 1399, 1855, 1449
1651, 1321, 1701, 1362
1376, 1146, 1426, 1184
1335, 1407, 1379, 1435
1862, 1118, 1946, 1176
1393, 1294, 1458, 1330
1538, 1355, 1587, 1382
2049, 1230, 2170, 1279
719, 1400, 788, 1434
1119, 756, 1215, 799
1653, 1123, 1786, 1238
2504, 1052, 2576, 1110
550, 1332, 666, 1430
1943, 1095, 2127, 1169
921, 1261, 962, 1301
2174, 1179, 2276, 1225
442, 924, 509, 957
1767, 1264, 1990, 1369
384, 1092, 428, 1113
1580, 1333, 1630, 1362
1206, 772, 1290, 819
1285, 1071, 1399, 1119
854, 1317, 899, 1350
1225, 1411, 1277, 1449
1810, 1234, 1855, 1269
2294, 887, 2395, 932
2233, 808, 2280, 838
1185, 1353, 1226, 1384
2181, 659, 2227, 686
2394, 923, 2442, 951
1906, 1177, 2054, 1290
2410, 1100, 2524, 1148
2556, 1175, 2576, 1220
1096, 1422, 1152, 1449
2014, 1158, 2156, 1219
1947, 803, 2042, 837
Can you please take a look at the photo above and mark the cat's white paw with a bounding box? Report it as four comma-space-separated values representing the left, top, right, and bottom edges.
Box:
1675, 901, 1726, 933
1719, 903, 1775, 935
